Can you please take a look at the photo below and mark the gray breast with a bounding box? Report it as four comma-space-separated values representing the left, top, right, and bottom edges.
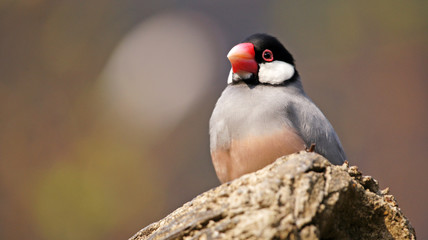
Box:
209, 81, 346, 165
210, 83, 297, 150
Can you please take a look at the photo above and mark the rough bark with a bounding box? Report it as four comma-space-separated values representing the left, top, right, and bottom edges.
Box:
130, 152, 416, 240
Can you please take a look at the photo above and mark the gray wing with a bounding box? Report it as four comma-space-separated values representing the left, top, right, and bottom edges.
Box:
285, 95, 347, 165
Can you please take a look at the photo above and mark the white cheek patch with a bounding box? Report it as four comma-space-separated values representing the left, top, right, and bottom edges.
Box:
227, 68, 253, 84
227, 69, 233, 84
258, 61, 295, 85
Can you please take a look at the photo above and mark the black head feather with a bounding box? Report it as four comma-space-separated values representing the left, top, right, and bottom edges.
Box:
242, 33, 295, 65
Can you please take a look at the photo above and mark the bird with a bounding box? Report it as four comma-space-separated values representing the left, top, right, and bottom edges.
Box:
209, 33, 347, 183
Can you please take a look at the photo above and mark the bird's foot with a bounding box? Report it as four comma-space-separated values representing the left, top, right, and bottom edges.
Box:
306, 143, 316, 152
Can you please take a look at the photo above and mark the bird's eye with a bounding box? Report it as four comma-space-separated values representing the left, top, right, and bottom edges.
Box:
262, 49, 274, 62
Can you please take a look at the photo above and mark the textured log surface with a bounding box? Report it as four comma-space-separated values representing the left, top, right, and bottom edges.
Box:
130, 152, 416, 240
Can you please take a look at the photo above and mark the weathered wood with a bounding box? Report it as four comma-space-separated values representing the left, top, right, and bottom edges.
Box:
130, 152, 416, 240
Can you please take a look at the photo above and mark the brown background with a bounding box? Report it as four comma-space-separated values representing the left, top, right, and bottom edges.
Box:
1, 1, 427, 239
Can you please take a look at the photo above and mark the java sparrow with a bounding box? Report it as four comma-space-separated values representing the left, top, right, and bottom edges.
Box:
209, 33, 347, 183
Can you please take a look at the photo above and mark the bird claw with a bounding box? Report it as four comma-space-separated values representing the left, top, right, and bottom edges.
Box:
306, 143, 316, 152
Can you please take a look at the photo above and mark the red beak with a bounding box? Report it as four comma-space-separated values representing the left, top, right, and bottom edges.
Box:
227, 43, 258, 75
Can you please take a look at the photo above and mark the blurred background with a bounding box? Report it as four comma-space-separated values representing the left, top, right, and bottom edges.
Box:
0, 1, 427, 239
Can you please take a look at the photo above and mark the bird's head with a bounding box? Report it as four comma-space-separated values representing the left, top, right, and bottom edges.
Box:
227, 33, 297, 85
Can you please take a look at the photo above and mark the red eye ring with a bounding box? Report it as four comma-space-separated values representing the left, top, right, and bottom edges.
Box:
262, 49, 274, 62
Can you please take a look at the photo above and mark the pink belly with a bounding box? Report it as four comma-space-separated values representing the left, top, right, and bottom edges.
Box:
211, 128, 306, 183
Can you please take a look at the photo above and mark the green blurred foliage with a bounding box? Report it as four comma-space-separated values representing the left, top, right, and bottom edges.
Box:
270, 1, 428, 58
33, 131, 165, 240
